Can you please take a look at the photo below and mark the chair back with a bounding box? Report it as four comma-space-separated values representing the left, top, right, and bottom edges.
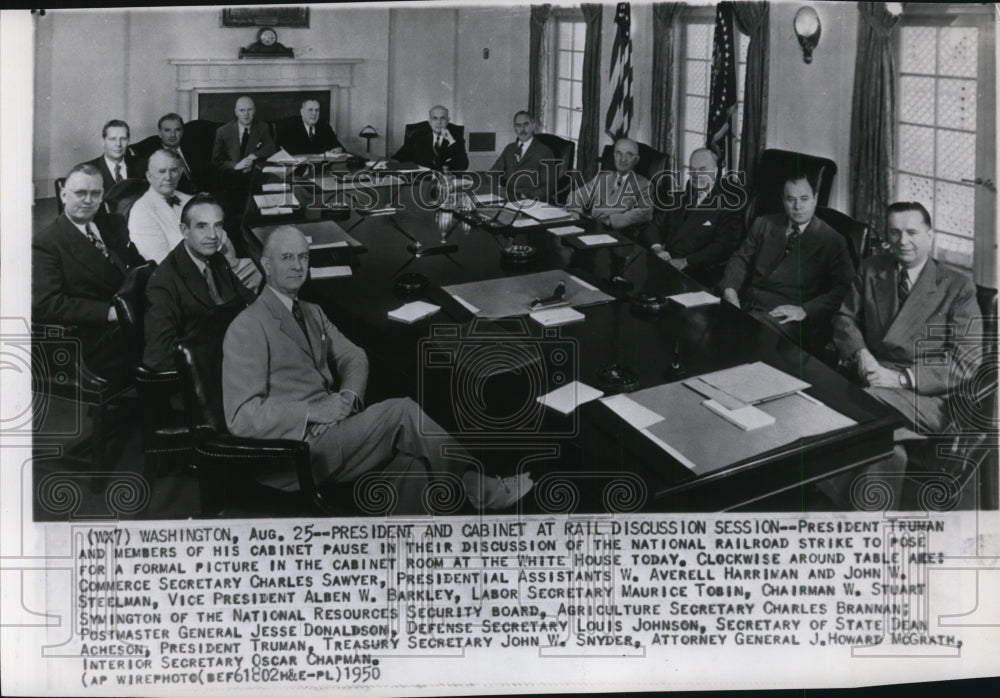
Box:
600, 141, 668, 180
54, 178, 66, 216
103, 177, 150, 219
112, 261, 158, 355
534, 133, 575, 204
815, 206, 870, 268
174, 301, 247, 434
746, 149, 838, 227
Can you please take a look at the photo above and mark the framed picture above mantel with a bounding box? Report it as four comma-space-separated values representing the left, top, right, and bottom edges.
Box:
221, 7, 309, 28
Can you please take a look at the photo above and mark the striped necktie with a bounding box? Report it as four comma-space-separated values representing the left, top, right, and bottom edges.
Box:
897, 269, 911, 311
84, 223, 111, 260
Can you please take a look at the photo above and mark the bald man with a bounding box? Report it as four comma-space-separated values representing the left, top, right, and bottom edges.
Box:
211, 95, 276, 174
222, 226, 531, 514
392, 105, 469, 171
566, 138, 652, 230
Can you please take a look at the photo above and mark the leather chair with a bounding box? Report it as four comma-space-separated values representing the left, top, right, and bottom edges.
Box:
174, 303, 338, 517
534, 133, 575, 205
54, 177, 66, 216
745, 149, 838, 230
180, 119, 222, 193
815, 205, 871, 269
103, 177, 149, 219
111, 261, 194, 487
599, 141, 668, 180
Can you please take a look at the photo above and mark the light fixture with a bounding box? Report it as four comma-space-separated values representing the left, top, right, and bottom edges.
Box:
358, 125, 379, 152
793, 6, 821, 64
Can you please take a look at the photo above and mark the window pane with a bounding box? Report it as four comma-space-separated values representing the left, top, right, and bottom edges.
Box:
936, 129, 976, 183
898, 124, 935, 176
897, 173, 936, 210
936, 78, 977, 131
573, 21, 586, 49
938, 26, 978, 78
685, 59, 708, 96
682, 132, 702, 167
900, 26, 937, 75
737, 63, 746, 102
935, 180, 975, 238
900, 76, 936, 126
557, 79, 572, 108
933, 232, 974, 268
559, 21, 573, 51
558, 50, 571, 80
557, 108, 572, 139
737, 31, 749, 63
570, 110, 582, 139
684, 96, 707, 135
686, 23, 711, 60
572, 50, 584, 81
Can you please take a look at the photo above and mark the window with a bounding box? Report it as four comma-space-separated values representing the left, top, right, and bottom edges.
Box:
895, 9, 995, 277
552, 13, 585, 146
679, 12, 749, 168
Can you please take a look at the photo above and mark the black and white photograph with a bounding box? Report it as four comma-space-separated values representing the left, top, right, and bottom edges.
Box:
1, 1, 997, 694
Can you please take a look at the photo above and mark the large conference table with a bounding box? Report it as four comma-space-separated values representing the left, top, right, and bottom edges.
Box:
235, 157, 902, 513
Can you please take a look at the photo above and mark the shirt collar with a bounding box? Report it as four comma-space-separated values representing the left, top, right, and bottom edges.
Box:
899, 257, 929, 286
68, 217, 97, 237
183, 243, 210, 274
517, 137, 533, 151
788, 217, 812, 233
104, 156, 126, 177
266, 284, 296, 312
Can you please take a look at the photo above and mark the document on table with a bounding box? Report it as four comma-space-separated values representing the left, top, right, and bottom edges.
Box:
698, 361, 810, 404
266, 148, 305, 164
254, 192, 299, 209
577, 234, 619, 246
474, 192, 505, 206
387, 301, 440, 323
668, 291, 720, 307
529, 306, 585, 327
261, 183, 290, 192
537, 381, 604, 415
548, 225, 585, 236
308, 240, 349, 250
310, 266, 353, 279
522, 204, 574, 222
259, 207, 293, 216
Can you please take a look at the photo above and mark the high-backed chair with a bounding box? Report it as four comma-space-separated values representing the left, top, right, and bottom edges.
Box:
174, 303, 337, 517
103, 177, 149, 220
53, 178, 66, 216
534, 133, 575, 204
599, 141, 668, 180
745, 149, 838, 229
180, 119, 222, 192
815, 205, 871, 268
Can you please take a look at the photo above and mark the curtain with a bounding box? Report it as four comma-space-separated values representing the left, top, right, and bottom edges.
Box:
732, 1, 769, 192
578, 4, 603, 180
529, 4, 553, 128
850, 2, 900, 230
651, 3, 683, 166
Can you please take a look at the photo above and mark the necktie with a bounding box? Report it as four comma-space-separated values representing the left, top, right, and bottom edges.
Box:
434, 135, 443, 156
897, 269, 911, 311
164, 195, 181, 207
308, 126, 315, 143
114, 163, 123, 184
785, 223, 801, 255
515, 141, 524, 163
203, 265, 223, 305
240, 127, 250, 157
615, 176, 624, 191
84, 223, 111, 260
292, 300, 313, 352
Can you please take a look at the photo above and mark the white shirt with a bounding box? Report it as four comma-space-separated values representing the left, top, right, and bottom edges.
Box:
183, 243, 211, 276
104, 156, 127, 181
267, 284, 297, 313
899, 257, 929, 288
515, 137, 533, 156
128, 188, 191, 263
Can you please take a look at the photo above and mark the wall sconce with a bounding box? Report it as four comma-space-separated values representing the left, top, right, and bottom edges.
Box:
358, 125, 379, 152
793, 6, 822, 64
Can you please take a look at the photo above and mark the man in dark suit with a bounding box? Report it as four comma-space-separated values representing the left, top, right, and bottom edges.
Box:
392, 105, 469, 171
132, 114, 204, 194
222, 226, 531, 513
641, 148, 743, 287
32, 164, 146, 383
81, 119, 141, 194
276, 99, 345, 155
833, 201, 982, 434
490, 111, 556, 202
211, 95, 277, 174
721, 172, 855, 343
143, 194, 257, 372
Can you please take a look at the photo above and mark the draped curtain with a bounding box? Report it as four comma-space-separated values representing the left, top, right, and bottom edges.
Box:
850, 2, 900, 231
732, 1, 769, 191
651, 3, 684, 167
528, 4, 553, 127
578, 4, 603, 179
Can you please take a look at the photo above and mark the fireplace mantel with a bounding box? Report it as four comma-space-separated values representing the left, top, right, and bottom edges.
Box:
169, 58, 363, 127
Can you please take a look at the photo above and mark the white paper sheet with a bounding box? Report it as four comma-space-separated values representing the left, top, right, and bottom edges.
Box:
387, 301, 441, 323
537, 381, 604, 415
310, 265, 353, 279
548, 225, 585, 236
668, 290, 721, 307
577, 233, 618, 246
599, 394, 664, 429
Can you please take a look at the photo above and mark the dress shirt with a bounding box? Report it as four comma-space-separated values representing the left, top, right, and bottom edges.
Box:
516, 137, 533, 160
104, 156, 127, 181
900, 257, 929, 289
68, 218, 101, 240
183, 243, 210, 277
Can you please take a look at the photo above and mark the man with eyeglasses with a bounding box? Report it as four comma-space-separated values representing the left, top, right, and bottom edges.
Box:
566, 138, 653, 231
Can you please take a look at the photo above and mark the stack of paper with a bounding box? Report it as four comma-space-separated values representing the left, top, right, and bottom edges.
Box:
537, 381, 604, 415
475, 192, 505, 206
261, 183, 290, 192
254, 192, 299, 209
262, 165, 288, 175
259, 207, 293, 216
668, 291, 720, 307
310, 266, 353, 280
387, 301, 440, 323
548, 224, 585, 236
577, 233, 619, 246
529, 306, 585, 327
522, 204, 574, 222
309, 240, 349, 250
698, 362, 810, 404
267, 148, 305, 165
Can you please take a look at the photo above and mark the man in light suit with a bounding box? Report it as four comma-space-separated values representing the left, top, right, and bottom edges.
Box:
640, 148, 743, 287
276, 99, 345, 155
833, 201, 982, 434
81, 119, 141, 193
33, 164, 146, 383
211, 95, 277, 174
129, 150, 261, 284
566, 138, 653, 231
222, 226, 532, 513
143, 194, 257, 372
392, 105, 469, 171
490, 111, 556, 202
721, 172, 855, 343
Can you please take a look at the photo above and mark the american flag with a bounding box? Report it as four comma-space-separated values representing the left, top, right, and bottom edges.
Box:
707, 1, 738, 170
605, 3, 633, 140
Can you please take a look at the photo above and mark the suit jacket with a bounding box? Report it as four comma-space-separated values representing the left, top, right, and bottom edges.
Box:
639, 183, 743, 270
721, 213, 855, 319
491, 138, 557, 202
223, 286, 368, 442
128, 188, 191, 263
32, 212, 145, 378
82, 153, 142, 194
132, 138, 203, 194
833, 255, 982, 432
277, 119, 344, 155
143, 241, 257, 372
211, 119, 277, 172
566, 170, 653, 230
392, 122, 469, 171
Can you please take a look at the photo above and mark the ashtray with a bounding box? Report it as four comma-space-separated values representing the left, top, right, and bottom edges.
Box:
501, 243, 536, 261
594, 363, 639, 394
394, 272, 429, 296
630, 292, 670, 314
